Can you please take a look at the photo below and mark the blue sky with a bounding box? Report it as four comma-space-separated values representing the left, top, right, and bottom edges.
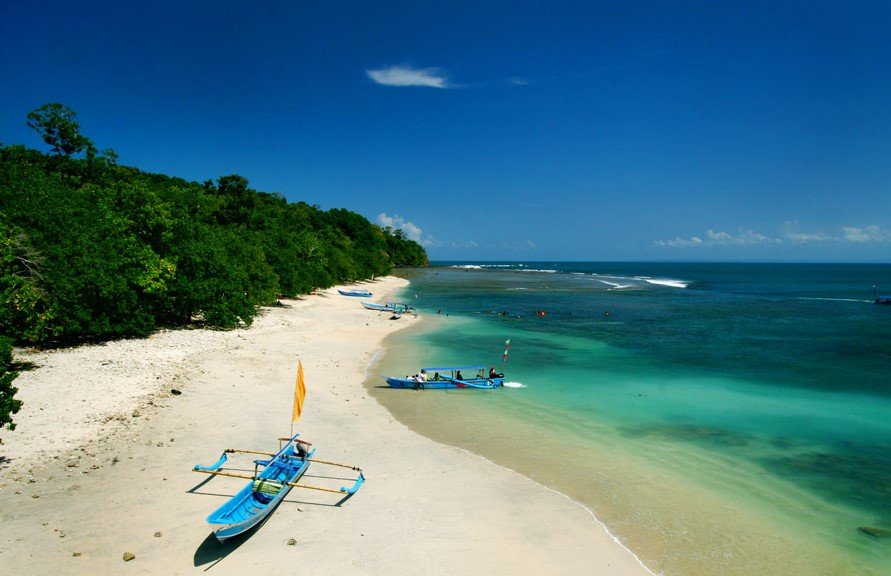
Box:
2, 1, 890, 262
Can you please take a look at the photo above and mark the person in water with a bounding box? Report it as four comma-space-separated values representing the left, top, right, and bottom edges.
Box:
413, 369, 427, 391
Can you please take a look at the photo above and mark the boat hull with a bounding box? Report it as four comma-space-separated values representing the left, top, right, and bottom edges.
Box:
206, 446, 312, 542
339, 289, 372, 297
361, 301, 414, 312
385, 376, 503, 389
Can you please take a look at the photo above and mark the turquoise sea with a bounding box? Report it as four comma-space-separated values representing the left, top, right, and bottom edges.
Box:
369, 262, 891, 575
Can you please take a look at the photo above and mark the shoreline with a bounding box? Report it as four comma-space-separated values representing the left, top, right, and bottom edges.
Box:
366, 306, 658, 575
0, 276, 651, 575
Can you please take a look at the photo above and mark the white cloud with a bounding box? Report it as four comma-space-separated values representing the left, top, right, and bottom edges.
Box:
507, 77, 529, 86
656, 236, 704, 248
781, 221, 891, 244
781, 221, 833, 243
658, 223, 891, 249
656, 228, 777, 247
841, 225, 891, 243
710, 229, 779, 245
366, 65, 450, 88
377, 213, 422, 241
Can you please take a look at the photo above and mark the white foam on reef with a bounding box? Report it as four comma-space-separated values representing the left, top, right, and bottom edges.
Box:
797, 297, 872, 303
502, 381, 526, 388
451, 264, 483, 269
519, 268, 557, 273
594, 278, 630, 289
642, 277, 689, 289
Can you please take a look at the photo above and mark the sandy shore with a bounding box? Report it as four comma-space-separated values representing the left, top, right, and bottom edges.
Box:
0, 276, 651, 575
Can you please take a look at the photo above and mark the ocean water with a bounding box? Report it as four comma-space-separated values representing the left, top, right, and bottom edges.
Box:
368, 262, 891, 575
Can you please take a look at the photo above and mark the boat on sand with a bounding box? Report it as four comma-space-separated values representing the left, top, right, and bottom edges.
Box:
338, 289, 373, 297
191, 362, 364, 541
361, 301, 414, 313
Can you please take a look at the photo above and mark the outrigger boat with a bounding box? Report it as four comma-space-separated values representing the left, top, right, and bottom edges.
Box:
385, 365, 504, 390
360, 301, 415, 313
191, 362, 364, 542
338, 288, 373, 297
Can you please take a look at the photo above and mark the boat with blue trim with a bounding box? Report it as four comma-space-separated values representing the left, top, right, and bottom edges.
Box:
192, 433, 365, 541
361, 301, 414, 313
338, 288, 373, 297
385, 365, 504, 390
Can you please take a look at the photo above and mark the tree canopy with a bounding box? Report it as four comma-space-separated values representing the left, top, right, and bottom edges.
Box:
26, 103, 95, 157
0, 103, 429, 430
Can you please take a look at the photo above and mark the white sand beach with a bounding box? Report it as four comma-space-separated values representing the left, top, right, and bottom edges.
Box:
0, 276, 651, 575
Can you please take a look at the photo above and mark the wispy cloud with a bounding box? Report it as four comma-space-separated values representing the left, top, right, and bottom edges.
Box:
366, 65, 451, 88
507, 77, 529, 86
841, 225, 891, 243
377, 213, 440, 247
782, 221, 891, 244
781, 221, 834, 243
657, 222, 891, 248
377, 213, 422, 240
656, 228, 779, 247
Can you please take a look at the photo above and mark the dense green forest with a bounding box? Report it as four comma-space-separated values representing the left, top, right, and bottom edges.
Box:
0, 103, 428, 430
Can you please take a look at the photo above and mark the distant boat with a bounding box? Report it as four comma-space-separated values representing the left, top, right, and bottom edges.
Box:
385, 365, 504, 390
361, 301, 414, 313
875, 285, 891, 305
338, 289, 373, 297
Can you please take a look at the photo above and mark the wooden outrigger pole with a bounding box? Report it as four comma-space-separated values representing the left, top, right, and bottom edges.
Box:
225, 447, 362, 471
192, 467, 365, 495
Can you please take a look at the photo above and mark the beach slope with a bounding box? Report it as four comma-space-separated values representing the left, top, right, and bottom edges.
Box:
0, 276, 650, 575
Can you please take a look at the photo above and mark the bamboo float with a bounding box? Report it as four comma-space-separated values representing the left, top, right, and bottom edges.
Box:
278, 437, 313, 446
305, 457, 362, 472
226, 448, 275, 457
192, 467, 351, 494
223, 448, 361, 471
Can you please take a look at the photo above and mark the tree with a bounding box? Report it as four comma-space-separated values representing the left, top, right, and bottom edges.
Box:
0, 220, 49, 342
0, 337, 22, 431
26, 103, 94, 157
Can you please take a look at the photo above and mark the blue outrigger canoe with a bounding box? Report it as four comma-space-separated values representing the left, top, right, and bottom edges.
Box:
385, 365, 504, 390
338, 288, 373, 297
192, 433, 365, 542
361, 301, 414, 313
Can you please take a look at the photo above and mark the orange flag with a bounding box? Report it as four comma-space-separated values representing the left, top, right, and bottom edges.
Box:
292, 361, 307, 422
